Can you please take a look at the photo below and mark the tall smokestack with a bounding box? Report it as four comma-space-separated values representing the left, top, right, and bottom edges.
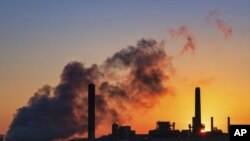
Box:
227, 117, 230, 133
88, 83, 95, 141
211, 117, 214, 132
192, 87, 203, 135
195, 87, 201, 124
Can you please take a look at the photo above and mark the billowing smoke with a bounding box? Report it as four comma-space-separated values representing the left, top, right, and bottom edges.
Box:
5, 62, 101, 141
206, 10, 232, 38
6, 39, 175, 141
169, 26, 196, 55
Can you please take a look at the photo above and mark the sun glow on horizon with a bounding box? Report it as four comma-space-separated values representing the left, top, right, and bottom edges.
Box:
201, 129, 208, 133
0, 1, 250, 139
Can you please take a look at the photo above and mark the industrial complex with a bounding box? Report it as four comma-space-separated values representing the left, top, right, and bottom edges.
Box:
75, 84, 230, 141
1, 84, 230, 141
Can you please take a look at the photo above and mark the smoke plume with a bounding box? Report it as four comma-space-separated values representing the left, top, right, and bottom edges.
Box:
206, 10, 232, 38
6, 39, 175, 141
169, 26, 196, 55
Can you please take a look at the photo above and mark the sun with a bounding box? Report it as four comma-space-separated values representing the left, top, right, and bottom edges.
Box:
201, 129, 207, 133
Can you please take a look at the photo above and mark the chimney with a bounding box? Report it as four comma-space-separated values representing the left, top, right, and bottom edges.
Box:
211, 117, 214, 132
192, 87, 203, 134
227, 117, 230, 133
195, 87, 201, 125
173, 122, 175, 130
88, 83, 95, 141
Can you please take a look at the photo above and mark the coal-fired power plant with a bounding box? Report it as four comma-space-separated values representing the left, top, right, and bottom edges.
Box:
88, 83, 95, 141
58, 85, 232, 141
192, 87, 204, 135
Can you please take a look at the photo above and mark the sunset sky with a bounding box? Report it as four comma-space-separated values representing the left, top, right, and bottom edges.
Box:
0, 0, 250, 137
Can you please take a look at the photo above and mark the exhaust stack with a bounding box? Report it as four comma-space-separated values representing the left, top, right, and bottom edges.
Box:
192, 87, 204, 135
88, 83, 95, 141
211, 117, 214, 132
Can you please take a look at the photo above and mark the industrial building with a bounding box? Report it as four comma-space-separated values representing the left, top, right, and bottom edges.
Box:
94, 86, 230, 141
2, 84, 229, 141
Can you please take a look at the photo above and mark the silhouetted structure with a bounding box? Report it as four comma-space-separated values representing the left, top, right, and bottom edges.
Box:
88, 83, 95, 141
72, 86, 231, 141
227, 117, 230, 133
211, 117, 214, 132
0, 135, 3, 141
210, 117, 223, 136
114, 124, 135, 139
192, 87, 205, 135
99, 123, 137, 141
148, 121, 180, 139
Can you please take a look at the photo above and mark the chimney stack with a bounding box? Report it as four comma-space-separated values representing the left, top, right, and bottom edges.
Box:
227, 117, 230, 133
195, 87, 201, 125
173, 122, 175, 130
211, 117, 214, 132
88, 83, 95, 141
192, 87, 203, 135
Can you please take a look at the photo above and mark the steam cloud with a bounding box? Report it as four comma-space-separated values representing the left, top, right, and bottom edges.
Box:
6, 39, 175, 141
206, 10, 232, 38
169, 26, 196, 55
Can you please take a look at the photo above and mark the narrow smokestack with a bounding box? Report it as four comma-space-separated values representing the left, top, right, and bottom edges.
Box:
227, 117, 230, 133
195, 87, 201, 124
173, 122, 175, 130
211, 117, 214, 132
192, 87, 203, 135
88, 83, 95, 141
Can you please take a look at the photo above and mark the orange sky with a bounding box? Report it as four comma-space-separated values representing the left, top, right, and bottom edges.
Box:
1, 0, 250, 137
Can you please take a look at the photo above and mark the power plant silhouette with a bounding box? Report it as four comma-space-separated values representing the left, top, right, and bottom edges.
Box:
71, 84, 230, 141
